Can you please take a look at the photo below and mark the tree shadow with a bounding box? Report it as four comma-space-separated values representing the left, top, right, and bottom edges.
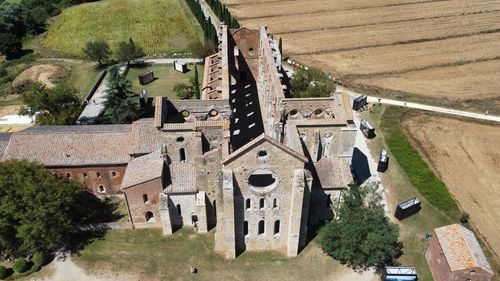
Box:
64, 192, 124, 255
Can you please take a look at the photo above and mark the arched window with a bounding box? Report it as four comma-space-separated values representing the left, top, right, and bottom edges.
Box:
274, 220, 280, 235
243, 221, 249, 237
143, 194, 149, 203
96, 172, 101, 178
97, 185, 106, 193
111, 171, 117, 177
83, 172, 88, 178
145, 211, 154, 222
245, 198, 251, 210
180, 148, 186, 162
259, 198, 265, 210
273, 198, 279, 209
66, 172, 71, 178
258, 220, 265, 235
177, 204, 182, 215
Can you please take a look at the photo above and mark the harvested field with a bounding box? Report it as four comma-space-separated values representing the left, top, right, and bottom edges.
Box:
221, 0, 500, 110
403, 115, 500, 259
12, 64, 67, 88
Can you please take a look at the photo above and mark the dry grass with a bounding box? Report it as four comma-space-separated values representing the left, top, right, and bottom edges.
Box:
73, 228, 378, 281
403, 115, 500, 260
222, 0, 500, 111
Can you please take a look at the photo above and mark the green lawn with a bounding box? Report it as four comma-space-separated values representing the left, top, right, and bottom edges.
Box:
53, 61, 102, 98
363, 105, 499, 281
73, 228, 347, 281
44, 0, 204, 57
127, 64, 203, 99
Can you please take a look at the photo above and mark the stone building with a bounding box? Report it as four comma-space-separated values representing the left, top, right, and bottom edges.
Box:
426, 224, 493, 281
0, 24, 356, 258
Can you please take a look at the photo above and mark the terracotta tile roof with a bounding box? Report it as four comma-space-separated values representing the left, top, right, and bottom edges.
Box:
435, 224, 493, 274
120, 151, 164, 190
0, 133, 12, 158
2, 125, 133, 166
131, 119, 160, 155
314, 157, 353, 188
164, 162, 197, 194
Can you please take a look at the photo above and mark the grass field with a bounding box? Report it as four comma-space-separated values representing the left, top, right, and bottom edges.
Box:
44, 0, 204, 56
362, 105, 500, 281
222, 0, 500, 112
72, 228, 379, 281
127, 64, 203, 99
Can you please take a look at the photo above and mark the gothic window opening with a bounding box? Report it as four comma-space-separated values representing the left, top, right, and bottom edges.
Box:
244, 221, 249, 237
274, 220, 280, 235
246, 198, 251, 210
145, 211, 154, 222
177, 204, 182, 215
258, 220, 265, 235
180, 148, 186, 162
273, 198, 279, 209
143, 194, 149, 203
259, 198, 265, 210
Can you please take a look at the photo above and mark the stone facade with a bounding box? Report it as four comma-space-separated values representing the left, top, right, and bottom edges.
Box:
1, 24, 357, 259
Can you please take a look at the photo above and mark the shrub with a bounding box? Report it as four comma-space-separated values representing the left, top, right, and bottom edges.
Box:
0, 265, 8, 279
30, 264, 41, 272
32, 251, 47, 266
12, 259, 29, 273
460, 212, 470, 224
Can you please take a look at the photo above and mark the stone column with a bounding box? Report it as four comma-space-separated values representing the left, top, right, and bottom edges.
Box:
196, 191, 208, 233
287, 169, 306, 257
222, 169, 236, 259
159, 193, 173, 236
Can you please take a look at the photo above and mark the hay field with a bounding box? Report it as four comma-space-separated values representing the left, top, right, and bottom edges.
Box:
45, 0, 203, 56
403, 115, 500, 260
222, 0, 500, 110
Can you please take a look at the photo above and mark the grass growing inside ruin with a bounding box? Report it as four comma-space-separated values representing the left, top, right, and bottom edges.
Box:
379, 106, 459, 216
44, 0, 203, 57
126, 64, 203, 99
74, 228, 347, 281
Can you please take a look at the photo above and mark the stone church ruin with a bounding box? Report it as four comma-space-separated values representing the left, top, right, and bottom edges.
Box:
0, 24, 357, 258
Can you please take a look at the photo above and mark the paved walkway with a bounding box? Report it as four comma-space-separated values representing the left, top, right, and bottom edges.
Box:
337, 86, 500, 123
141, 58, 203, 65
76, 66, 127, 124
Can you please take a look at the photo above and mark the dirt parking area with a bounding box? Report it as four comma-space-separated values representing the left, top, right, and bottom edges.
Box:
403, 115, 500, 259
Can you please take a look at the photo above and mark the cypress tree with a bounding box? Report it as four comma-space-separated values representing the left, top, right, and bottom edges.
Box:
279, 37, 283, 55
193, 65, 200, 99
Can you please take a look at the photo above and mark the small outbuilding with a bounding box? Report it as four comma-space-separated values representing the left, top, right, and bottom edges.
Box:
384, 266, 418, 281
360, 119, 375, 138
174, 61, 188, 73
395, 197, 421, 220
426, 224, 493, 281
352, 95, 367, 111
139, 71, 155, 85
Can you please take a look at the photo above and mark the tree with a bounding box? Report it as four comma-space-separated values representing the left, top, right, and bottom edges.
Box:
101, 65, 139, 123
0, 33, 23, 59
193, 65, 200, 99
290, 67, 336, 98
189, 39, 215, 59
0, 160, 88, 259
19, 82, 81, 125
174, 82, 194, 100
0, 2, 28, 37
83, 40, 111, 67
318, 183, 401, 270
115, 38, 145, 65
278, 37, 283, 55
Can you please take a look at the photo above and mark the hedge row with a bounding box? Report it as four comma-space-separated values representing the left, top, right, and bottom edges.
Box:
185, 0, 219, 46
207, 0, 240, 28
380, 107, 459, 214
